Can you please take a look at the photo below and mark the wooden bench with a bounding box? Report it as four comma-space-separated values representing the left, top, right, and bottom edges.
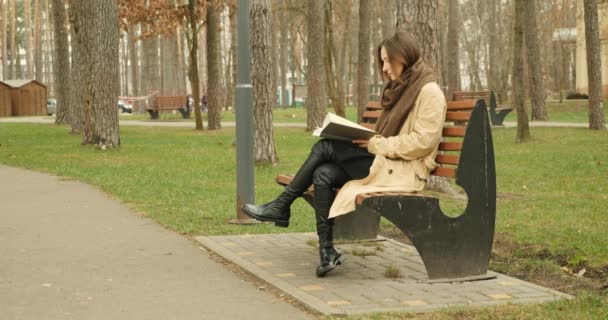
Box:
453, 90, 512, 126
146, 95, 190, 120
277, 99, 497, 281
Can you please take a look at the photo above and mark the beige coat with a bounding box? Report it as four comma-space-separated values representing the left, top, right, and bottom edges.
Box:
329, 82, 447, 218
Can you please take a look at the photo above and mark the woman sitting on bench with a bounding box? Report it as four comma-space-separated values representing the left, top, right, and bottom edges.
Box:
242, 32, 447, 277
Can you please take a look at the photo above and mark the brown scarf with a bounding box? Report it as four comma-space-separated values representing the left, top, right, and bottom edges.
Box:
375, 59, 436, 137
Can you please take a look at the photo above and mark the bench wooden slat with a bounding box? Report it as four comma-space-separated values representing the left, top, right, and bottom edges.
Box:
438, 142, 463, 151
446, 111, 471, 122
361, 123, 375, 130
431, 166, 456, 178
442, 126, 467, 137
362, 110, 382, 119
436, 154, 459, 165
447, 100, 476, 111
367, 101, 382, 109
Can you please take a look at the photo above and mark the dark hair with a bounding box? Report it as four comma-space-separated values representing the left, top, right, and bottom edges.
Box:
376, 32, 421, 82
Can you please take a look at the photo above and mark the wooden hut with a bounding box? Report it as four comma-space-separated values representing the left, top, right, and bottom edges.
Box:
0, 82, 11, 117
1, 80, 48, 116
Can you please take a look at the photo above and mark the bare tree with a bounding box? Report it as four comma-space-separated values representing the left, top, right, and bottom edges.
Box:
128, 25, 139, 96
307, 0, 327, 130
1, 0, 7, 79
415, 0, 441, 83
356, 0, 370, 121
513, 0, 530, 142
446, 0, 460, 99
251, 0, 279, 164
523, 0, 547, 121
382, 0, 395, 39
583, 0, 606, 129
34, 0, 43, 82
71, 0, 121, 148
51, 0, 71, 125
207, 3, 222, 130
396, 0, 415, 33
24, 0, 33, 78
279, 0, 288, 107
10, 0, 16, 78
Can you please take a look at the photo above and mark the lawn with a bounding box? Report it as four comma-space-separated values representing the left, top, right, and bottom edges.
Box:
120, 100, 608, 125
1, 123, 607, 319
503, 99, 608, 123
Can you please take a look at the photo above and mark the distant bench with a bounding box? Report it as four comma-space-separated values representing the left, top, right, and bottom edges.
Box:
453, 90, 512, 126
146, 95, 190, 120
276, 99, 497, 281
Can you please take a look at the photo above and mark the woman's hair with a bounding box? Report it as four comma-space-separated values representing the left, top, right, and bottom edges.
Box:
376, 32, 421, 82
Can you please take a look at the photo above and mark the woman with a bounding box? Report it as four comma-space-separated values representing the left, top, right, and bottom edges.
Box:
242, 32, 446, 277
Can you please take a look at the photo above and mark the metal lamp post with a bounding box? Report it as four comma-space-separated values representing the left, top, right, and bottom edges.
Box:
230, 0, 257, 224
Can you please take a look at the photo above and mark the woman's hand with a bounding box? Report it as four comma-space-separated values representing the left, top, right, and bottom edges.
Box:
352, 139, 369, 149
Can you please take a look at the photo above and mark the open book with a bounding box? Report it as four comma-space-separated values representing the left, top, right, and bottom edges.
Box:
313, 113, 377, 142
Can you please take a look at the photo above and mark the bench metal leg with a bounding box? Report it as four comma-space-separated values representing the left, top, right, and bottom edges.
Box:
178, 108, 191, 119
147, 110, 159, 120
489, 91, 512, 126
359, 101, 496, 280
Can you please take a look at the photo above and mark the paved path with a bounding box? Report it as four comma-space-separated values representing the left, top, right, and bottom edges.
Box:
198, 233, 571, 316
0, 165, 313, 320
0, 116, 589, 128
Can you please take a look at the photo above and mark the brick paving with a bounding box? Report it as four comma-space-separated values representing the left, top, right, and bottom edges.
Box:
196, 233, 572, 316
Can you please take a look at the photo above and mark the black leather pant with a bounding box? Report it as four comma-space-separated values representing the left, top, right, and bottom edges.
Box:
290, 139, 374, 248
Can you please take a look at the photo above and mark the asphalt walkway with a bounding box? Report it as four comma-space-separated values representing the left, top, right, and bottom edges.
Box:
0, 165, 313, 320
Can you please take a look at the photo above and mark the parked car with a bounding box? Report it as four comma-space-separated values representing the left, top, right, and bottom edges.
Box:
47, 99, 57, 115
117, 99, 133, 113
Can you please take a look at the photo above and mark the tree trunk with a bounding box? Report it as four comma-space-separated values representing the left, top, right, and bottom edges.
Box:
583, 0, 606, 129
176, 26, 187, 95
307, 0, 327, 130
279, 0, 288, 107
230, 4, 237, 109
68, 6, 83, 134
396, 0, 416, 33
446, 0, 460, 99
128, 25, 139, 97
186, 0, 203, 130
382, 0, 395, 40
1, 0, 7, 79
142, 26, 160, 95
24, 0, 33, 78
51, 0, 71, 125
523, 0, 547, 121
334, 0, 351, 117
324, 0, 345, 117
34, 0, 43, 82
92, 0, 120, 148
71, 0, 120, 147
44, 0, 55, 96
270, 1, 279, 109
251, 0, 279, 164
415, 0, 441, 84
206, 3, 222, 130
356, 0, 370, 121
10, 0, 16, 79
513, 0, 530, 142
488, 0, 498, 94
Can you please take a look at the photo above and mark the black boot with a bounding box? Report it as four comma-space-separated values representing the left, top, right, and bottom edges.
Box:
314, 185, 343, 277
241, 143, 328, 227
241, 187, 298, 227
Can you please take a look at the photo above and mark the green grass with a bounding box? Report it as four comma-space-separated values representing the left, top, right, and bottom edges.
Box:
503, 100, 608, 123
332, 292, 607, 320
1, 123, 607, 319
